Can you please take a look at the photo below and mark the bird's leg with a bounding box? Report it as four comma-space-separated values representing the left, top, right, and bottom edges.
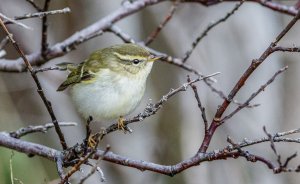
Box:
87, 134, 98, 149
117, 116, 126, 132
84, 116, 98, 149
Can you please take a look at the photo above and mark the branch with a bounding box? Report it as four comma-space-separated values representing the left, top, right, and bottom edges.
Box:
0, 0, 164, 72
145, 0, 179, 45
181, 0, 298, 16
41, 0, 51, 57
0, 13, 31, 30
3, 8, 71, 25
0, 0, 298, 72
0, 17, 68, 150
9, 122, 77, 139
182, 0, 244, 63
1, 131, 299, 177
188, 76, 208, 133
221, 66, 288, 123
198, 8, 300, 153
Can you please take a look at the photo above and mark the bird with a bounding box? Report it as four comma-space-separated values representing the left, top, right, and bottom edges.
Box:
57, 43, 161, 131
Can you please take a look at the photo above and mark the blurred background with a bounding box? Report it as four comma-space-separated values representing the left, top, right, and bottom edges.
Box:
0, 0, 300, 183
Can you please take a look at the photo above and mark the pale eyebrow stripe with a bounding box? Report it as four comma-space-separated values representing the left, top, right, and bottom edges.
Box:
113, 52, 146, 61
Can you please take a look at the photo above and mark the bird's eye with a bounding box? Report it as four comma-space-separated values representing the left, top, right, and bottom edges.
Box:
132, 59, 141, 65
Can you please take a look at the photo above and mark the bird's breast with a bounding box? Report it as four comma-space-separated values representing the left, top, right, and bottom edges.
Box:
70, 69, 148, 121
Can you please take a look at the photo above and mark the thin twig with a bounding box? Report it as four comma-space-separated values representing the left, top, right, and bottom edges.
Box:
0, 0, 298, 72
60, 134, 102, 184
263, 126, 282, 166
187, 75, 208, 133
4, 8, 71, 25
221, 66, 288, 123
41, 0, 51, 58
78, 145, 110, 184
181, 0, 245, 63
0, 13, 31, 30
145, 0, 179, 45
199, 9, 300, 153
272, 46, 300, 53
0, 17, 68, 150
1, 130, 300, 177
9, 122, 77, 139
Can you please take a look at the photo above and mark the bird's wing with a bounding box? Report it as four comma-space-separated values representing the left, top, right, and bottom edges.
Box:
56, 60, 100, 91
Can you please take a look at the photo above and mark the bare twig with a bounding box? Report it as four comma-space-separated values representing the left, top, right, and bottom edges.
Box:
145, 0, 179, 45
9, 122, 77, 139
0, 0, 298, 72
0, 13, 31, 30
187, 75, 208, 133
41, 0, 51, 57
272, 46, 300, 53
60, 133, 102, 184
181, 0, 244, 63
199, 9, 300, 153
4, 7, 71, 25
0, 17, 68, 150
221, 66, 288, 123
78, 145, 110, 184
263, 126, 282, 166
182, 0, 298, 16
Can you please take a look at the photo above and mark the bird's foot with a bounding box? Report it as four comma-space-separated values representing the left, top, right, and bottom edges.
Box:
87, 134, 98, 149
117, 116, 126, 132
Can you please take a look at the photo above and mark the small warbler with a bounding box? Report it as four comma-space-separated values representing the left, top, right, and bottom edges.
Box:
57, 43, 161, 129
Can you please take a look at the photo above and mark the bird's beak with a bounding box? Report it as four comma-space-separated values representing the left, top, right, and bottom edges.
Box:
148, 55, 163, 62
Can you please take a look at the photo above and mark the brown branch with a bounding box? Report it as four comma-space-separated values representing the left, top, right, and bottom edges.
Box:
181, 0, 298, 16
41, 0, 51, 58
145, 0, 179, 45
9, 122, 77, 139
272, 46, 300, 53
221, 66, 288, 123
198, 9, 300, 154
187, 76, 208, 133
1, 124, 300, 178
0, 17, 68, 150
0, 0, 298, 72
182, 0, 244, 63
78, 145, 110, 184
